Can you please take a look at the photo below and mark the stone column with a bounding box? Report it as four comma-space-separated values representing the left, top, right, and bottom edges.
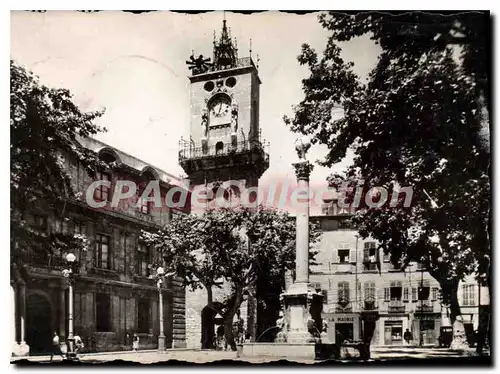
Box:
11, 283, 18, 350
60, 288, 66, 338
158, 281, 166, 351
279, 157, 323, 344
18, 283, 29, 355
294, 161, 312, 285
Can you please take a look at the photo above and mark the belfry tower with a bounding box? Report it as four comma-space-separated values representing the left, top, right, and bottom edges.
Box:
179, 18, 269, 349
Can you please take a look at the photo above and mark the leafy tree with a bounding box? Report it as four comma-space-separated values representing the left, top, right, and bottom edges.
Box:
11, 60, 104, 271
141, 205, 320, 350
284, 12, 490, 349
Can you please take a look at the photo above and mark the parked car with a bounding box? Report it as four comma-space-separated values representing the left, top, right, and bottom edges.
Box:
438, 326, 453, 347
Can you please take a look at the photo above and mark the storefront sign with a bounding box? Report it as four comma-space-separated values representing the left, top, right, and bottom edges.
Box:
414, 314, 440, 321
321, 313, 357, 323
386, 316, 404, 321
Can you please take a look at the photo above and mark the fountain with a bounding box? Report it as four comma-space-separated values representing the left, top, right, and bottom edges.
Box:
239, 137, 338, 361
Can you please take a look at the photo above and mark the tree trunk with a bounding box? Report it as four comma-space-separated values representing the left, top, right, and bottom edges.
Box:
448, 280, 468, 350
246, 284, 257, 341
223, 288, 244, 351
206, 284, 213, 306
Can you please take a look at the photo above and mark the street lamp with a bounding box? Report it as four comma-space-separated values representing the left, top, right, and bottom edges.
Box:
62, 252, 77, 361
150, 267, 175, 351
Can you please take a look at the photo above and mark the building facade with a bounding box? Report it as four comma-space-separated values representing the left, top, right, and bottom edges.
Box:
311, 199, 487, 347
179, 20, 270, 349
11, 137, 190, 356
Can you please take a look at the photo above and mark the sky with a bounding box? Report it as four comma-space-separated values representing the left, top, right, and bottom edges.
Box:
10, 10, 381, 214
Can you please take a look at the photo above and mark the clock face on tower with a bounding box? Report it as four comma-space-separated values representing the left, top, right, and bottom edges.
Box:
209, 96, 231, 125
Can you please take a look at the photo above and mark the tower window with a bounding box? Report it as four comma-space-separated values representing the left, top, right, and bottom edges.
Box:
225, 77, 237, 88
204, 81, 215, 92
215, 142, 224, 155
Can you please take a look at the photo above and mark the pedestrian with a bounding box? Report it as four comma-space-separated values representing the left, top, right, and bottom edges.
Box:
404, 329, 413, 345
74, 333, 84, 354
49, 331, 65, 362
132, 333, 139, 351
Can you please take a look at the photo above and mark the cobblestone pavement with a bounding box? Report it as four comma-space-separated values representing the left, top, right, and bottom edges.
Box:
11, 347, 489, 364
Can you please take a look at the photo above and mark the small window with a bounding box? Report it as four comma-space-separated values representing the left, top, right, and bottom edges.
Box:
204, 81, 215, 92
137, 243, 150, 276
364, 282, 376, 301
338, 249, 350, 263
29, 214, 47, 232
390, 281, 402, 300
215, 142, 224, 155
384, 287, 390, 302
94, 171, 111, 202
462, 284, 476, 306
322, 290, 328, 304
138, 196, 152, 214
403, 287, 409, 302
418, 285, 430, 301
95, 233, 111, 269
431, 287, 439, 301
74, 221, 85, 235
363, 242, 377, 261
338, 282, 350, 304
412, 287, 417, 302
225, 77, 237, 88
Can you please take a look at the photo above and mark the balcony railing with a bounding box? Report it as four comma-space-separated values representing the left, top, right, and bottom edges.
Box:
416, 302, 434, 313
179, 139, 269, 162
236, 57, 257, 69
388, 300, 406, 313
363, 262, 378, 272
335, 302, 352, 313
335, 263, 354, 273
363, 300, 378, 311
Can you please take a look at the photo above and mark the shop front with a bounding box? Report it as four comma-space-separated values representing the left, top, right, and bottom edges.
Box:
412, 313, 441, 346
383, 320, 404, 345
322, 313, 360, 344
377, 315, 410, 346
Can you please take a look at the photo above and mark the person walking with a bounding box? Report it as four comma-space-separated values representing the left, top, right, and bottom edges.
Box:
404, 329, 413, 345
49, 331, 65, 362
132, 333, 139, 352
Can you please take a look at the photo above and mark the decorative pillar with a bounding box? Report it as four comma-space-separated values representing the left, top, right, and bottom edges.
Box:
11, 283, 18, 351
18, 283, 29, 355
158, 281, 166, 351
278, 137, 323, 344
60, 288, 66, 338
67, 281, 75, 356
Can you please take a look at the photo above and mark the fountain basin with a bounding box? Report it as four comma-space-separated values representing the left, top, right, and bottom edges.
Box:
239, 343, 339, 360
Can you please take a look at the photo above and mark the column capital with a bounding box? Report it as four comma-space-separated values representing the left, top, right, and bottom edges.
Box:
292, 161, 314, 181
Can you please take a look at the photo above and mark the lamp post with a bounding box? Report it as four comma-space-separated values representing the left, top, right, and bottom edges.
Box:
150, 267, 175, 351
419, 257, 424, 347
62, 252, 77, 361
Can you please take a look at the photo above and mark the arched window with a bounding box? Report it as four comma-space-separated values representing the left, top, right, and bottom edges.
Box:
138, 168, 159, 215
215, 141, 224, 155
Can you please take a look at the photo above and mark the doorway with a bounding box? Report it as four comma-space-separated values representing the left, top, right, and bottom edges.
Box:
335, 323, 354, 344
26, 293, 53, 354
201, 306, 216, 349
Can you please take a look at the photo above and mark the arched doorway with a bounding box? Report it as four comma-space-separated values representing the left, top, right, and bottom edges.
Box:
26, 293, 53, 354
201, 306, 216, 349
201, 302, 225, 349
